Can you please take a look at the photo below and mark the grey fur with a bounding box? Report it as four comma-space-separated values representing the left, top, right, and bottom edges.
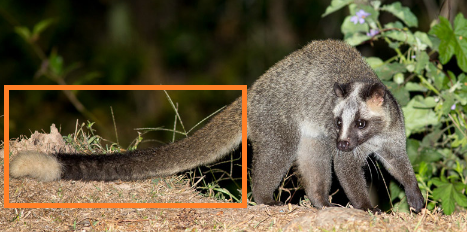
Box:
10, 40, 424, 212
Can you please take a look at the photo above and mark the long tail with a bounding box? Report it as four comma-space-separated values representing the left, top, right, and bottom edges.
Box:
10, 98, 243, 182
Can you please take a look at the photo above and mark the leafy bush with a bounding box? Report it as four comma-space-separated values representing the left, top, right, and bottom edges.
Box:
324, 0, 467, 215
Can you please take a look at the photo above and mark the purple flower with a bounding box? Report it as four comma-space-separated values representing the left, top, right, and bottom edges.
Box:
350, 10, 371, 24
366, 29, 379, 37
451, 104, 456, 110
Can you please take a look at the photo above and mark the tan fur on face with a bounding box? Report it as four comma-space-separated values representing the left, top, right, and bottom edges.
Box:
10, 151, 62, 182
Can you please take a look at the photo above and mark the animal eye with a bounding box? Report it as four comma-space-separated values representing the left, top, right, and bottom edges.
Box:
336, 117, 342, 128
356, 119, 366, 129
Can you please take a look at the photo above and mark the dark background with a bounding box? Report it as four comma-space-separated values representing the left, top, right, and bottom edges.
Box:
1, 0, 466, 146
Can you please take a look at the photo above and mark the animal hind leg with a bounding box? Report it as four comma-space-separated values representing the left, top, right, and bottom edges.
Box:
296, 137, 333, 208
251, 139, 297, 205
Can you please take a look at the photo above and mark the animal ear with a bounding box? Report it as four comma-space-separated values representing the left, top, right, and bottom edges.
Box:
333, 83, 346, 98
367, 83, 385, 106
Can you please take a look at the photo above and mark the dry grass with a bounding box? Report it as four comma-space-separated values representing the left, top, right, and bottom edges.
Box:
2, 125, 467, 231
2, 177, 467, 232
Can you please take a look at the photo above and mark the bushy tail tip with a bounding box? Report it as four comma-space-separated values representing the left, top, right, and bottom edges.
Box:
9, 151, 62, 182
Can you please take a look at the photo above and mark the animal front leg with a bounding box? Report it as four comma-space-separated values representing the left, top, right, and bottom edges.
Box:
375, 146, 424, 213
334, 153, 377, 212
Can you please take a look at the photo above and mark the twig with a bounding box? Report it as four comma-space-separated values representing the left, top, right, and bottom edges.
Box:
110, 106, 119, 146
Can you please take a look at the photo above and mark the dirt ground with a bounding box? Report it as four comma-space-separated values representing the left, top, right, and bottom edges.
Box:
2, 125, 467, 231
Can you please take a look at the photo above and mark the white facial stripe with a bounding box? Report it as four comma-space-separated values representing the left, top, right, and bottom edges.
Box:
332, 84, 364, 140
340, 104, 357, 139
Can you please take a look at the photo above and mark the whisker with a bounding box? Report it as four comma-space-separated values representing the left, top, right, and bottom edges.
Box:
373, 152, 395, 171
375, 158, 393, 209
355, 147, 374, 192
367, 156, 380, 180
370, 152, 394, 209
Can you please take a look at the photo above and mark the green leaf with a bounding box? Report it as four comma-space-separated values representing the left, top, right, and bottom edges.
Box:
454, 182, 467, 194
454, 161, 465, 177
429, 17, 456, 64
431, 177, 445, 187
454, 13, 467, 37
402, 96, 439, 136
381, 2, 418, 27
432, 182, 467, 215
87, 135, 97, 144
440, 92, 456, 116
454, 193, 467, 212
454, 13, 467, 72
426, 63, 448, 90
384, 21, 405, 30
437, 148, 455, 160
432, 185, 455, 215
14, 26, 31, 41
392, 194, 409, 212
421, 127, 443, 147
344, 33, 370, 46
405, 82, 427, 92
375, 62, 406, 80
348, 4, 380, 23
49, 50, 64, 76
322, 0, 353, 17
385, 28, 415, 45
32, 18, 55, 38
429, 35, 441, 51
417, 161, 433, 180
414, 31, 433, 49
365, 57, 384, 69
459, 73, 467, 82
429, 14, 467, 72
389, 181, 403, 201
415, 51, 429, 74
452, 124, 467, 148
456, 73, 467, 104
451, 134, 467, 148
406, 138, 420, 164
385, 81, 410, 106
420, 148, 443, 163
371, 1, 382, 10
455, 35, 467, 73
412, 96, 437, 108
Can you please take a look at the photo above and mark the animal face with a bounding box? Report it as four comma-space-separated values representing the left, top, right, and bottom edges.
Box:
332, 82, 387, 152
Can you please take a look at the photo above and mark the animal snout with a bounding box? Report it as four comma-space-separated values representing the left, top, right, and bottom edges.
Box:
337, 140, 351, 151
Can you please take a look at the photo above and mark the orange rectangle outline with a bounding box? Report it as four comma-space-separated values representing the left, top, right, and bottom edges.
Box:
4, 85, 248, 208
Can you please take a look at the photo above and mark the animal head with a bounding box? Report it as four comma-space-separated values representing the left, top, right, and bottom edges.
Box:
332, 81, 388, 152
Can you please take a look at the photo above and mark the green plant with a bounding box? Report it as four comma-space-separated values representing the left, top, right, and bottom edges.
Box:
13, 18, 101, 124
63, 120, 122, 154
324, 0, 467, 215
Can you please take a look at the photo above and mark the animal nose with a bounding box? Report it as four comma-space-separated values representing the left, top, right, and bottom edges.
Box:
337, 140, 350, 151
